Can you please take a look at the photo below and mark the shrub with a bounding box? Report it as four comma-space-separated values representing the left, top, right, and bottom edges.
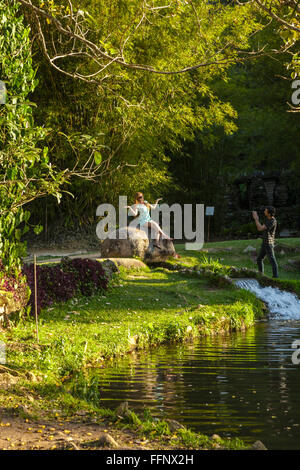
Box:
22, 257, 110, 315
0, 259, 30, 313
196, 255, 232, 276
60, 257, 109, 296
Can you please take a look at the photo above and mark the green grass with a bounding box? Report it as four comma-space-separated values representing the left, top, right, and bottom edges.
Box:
173, 238, 300, 281
2, 238, 299, 398
109, 407, 246, 450
0, 257, 264, 425
1, 265, 264, 381
1, 237, 299, 449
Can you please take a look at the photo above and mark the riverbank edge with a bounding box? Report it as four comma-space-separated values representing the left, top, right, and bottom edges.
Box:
0, 262, 268, 451
0, 307, 263, 451
153, 261, 300, 297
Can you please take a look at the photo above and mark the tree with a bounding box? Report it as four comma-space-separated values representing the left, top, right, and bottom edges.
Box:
166, 21, 300, 234
19, 0, 269, 82
0, 0, 69, 272
21, 0, 264, 231
252, 0, 300, 33
237, 0, 300, 111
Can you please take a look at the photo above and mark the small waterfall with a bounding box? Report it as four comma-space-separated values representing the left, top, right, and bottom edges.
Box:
234, 278, 300, 320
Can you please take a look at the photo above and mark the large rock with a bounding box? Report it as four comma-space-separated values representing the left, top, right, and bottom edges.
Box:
279, 229, 291, 238
101, 258, 147, 269
82, 433, 119, 449
251, 440, 267, 450
99, 226, 176, 263
243, 245, 257, 253
100, 227, 148, 258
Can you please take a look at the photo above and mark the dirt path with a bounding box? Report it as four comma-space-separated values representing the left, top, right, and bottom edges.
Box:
23, 249, 101, 264
0, 409, 169, 450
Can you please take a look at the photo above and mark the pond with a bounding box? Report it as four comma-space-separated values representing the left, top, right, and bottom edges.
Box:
95, 320, 300, 450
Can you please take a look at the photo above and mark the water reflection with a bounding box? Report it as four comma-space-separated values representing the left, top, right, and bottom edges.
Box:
88, 321, 300, 449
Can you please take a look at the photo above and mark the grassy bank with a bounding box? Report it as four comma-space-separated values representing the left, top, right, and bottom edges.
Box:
173, 238, 300, 296
174, 238, 300, 279
1, 265, 264, 380
1, 237, 299, 449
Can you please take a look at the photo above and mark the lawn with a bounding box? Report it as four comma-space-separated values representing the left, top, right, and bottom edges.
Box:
0, 237, 299, 449
1, 265, 263, 384
173, 237, 300, 280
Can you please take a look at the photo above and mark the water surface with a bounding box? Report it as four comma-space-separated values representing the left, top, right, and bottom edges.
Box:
96, 321, 300, 449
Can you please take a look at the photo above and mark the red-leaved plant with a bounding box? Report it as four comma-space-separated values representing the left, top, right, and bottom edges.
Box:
21, 257, 110, 315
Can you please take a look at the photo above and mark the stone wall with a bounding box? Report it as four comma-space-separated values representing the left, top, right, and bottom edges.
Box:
225, 171, 300, 237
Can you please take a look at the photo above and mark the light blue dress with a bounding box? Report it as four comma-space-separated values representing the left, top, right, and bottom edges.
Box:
136, 202, 152, 226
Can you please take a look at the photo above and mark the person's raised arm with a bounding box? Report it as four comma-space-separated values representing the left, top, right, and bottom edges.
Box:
252, 211, 266, 232
149, 198, 162, 209
124, 204, 138, 217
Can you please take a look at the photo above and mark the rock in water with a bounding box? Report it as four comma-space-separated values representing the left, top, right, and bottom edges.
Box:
116, 401, 129, 417
165, 419, 186, 432
251, 440, 267, 450
99, 227, 176, 263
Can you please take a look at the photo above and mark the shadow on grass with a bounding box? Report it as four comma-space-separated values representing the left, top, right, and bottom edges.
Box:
37, 270, 262, 327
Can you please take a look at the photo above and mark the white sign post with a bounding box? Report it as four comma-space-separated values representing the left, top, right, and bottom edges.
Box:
205, 207, 214, 242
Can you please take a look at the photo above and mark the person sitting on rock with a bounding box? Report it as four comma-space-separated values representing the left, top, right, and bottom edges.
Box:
124, 192, 171, 249
124, 192, 180, 259
252, 206, 278, 278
